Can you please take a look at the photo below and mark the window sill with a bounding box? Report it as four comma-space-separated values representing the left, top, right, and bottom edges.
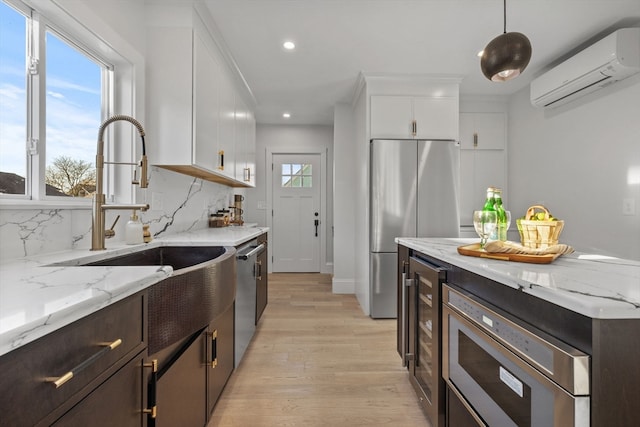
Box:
0, 199, 92, 210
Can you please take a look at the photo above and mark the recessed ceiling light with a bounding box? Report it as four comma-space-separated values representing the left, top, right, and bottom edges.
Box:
283, 41, 296, 50
282, 113, 291, 118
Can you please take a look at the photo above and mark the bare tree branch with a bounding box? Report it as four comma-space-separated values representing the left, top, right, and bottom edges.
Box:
45, 156, 95, 196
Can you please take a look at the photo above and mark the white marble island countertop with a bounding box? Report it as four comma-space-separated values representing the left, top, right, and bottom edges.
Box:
0, 226, 268, 357
397, 237, 640, 320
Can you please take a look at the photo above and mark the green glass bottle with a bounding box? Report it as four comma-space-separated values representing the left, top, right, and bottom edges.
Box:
482, 187, 496, 212
493, 188, 507, 241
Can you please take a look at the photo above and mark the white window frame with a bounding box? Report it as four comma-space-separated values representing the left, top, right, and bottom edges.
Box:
0, 0, 141, 210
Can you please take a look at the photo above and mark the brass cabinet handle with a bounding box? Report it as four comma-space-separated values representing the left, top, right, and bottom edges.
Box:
218, 150, 225, 170
473, 132, 478, 148
143, 359, 158, 419
411, 120, 417, 136
210, 330, 218, 368
244, 167, 251, 182
46, 338, 123, 388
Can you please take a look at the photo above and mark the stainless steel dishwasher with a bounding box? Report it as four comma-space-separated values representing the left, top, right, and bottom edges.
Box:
235, 239, 266, 367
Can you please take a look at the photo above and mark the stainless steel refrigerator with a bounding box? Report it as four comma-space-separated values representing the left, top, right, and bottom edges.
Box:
369, 139, 460, 318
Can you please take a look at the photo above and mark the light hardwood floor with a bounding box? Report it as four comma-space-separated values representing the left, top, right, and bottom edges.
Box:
208, 273, 430, 427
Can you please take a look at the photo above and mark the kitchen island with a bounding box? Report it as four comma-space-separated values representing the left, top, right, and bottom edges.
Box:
397, 237, 640, 427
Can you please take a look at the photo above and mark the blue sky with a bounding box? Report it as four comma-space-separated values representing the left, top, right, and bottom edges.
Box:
0, 0, 101, 178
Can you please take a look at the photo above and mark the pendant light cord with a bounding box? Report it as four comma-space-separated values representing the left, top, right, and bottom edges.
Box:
503, 0, 507, 34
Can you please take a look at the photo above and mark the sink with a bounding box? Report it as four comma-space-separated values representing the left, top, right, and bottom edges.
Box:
81, 245, 227, 271
57, 245, 237, 355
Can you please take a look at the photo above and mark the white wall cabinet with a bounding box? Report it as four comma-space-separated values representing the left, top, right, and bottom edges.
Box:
233, 97, 256, 186
459, 112, 507, 226
193, 30, 221, 174
370, 95, 458, 140
146, 9, 256, 187
218, 69, 237, 180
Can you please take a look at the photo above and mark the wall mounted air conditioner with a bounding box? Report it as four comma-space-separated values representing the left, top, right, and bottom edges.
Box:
531, 28, 640, 108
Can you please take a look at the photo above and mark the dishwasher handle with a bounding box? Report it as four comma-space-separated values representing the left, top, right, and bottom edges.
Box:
236, 243, 266, 260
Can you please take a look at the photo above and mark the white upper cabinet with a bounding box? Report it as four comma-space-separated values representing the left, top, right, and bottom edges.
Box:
244, 109, 256, 187
370, 95, 458, 140
458, 112, 507, 226
146, 7, 256, 187
146, 25, 194, 167
233, 98, 256, 186
193, 30, 220, 173
218, 69, 236, 180
459, 112, 505, 150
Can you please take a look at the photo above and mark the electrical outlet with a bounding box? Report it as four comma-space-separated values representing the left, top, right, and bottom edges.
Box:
622, 198, 636, 215
151, 192, 163, 211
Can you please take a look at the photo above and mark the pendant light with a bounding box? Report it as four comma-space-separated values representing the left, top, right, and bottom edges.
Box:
480, 0, 532, 82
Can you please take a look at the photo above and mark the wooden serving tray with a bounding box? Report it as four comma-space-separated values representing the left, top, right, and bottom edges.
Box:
457, 243, 561, 264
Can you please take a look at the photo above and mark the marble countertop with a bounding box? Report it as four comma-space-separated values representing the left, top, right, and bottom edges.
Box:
0, 225, 268, 357
397, 237, 640, 320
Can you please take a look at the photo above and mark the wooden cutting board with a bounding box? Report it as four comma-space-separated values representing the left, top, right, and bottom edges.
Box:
457, 243, 561, 264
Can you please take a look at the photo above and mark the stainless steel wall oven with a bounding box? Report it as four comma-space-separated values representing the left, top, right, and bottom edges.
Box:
442, 284, 590, 427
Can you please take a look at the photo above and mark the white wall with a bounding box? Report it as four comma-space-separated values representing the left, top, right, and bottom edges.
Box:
508, 76, 640, 260
244, 124, 334, 273
353, 88, 369, 314
332, 104, 356, 293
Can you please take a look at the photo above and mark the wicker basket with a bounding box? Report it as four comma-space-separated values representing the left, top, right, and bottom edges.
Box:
516, 205, 564, 249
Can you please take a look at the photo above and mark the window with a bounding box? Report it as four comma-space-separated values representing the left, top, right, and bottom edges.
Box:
0, 0, 109, 200
0, 1, 27, 194
281, 163, 312, 188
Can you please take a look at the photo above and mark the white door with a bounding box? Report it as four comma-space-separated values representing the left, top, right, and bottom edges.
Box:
272, 153, 321, 272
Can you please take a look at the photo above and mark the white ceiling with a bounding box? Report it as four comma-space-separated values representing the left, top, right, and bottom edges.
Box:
201, 0, 640, 125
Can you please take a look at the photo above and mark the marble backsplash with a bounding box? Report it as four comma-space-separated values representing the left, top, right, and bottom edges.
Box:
0, 167, 235, 262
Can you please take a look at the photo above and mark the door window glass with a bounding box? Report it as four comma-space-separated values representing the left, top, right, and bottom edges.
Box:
281, 163, 312, 188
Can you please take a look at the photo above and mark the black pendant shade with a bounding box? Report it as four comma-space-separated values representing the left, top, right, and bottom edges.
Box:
480, 0, 532, 82
481, 31, 532, 81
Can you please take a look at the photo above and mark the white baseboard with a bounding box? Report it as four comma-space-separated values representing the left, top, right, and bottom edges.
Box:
332, 278, 354, 294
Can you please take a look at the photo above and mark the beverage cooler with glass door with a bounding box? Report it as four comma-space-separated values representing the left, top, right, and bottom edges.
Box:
399, 251, 446, 426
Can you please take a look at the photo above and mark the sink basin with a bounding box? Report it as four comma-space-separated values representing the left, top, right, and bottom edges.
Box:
58, 245, 237, 355
82, 245, 227, 271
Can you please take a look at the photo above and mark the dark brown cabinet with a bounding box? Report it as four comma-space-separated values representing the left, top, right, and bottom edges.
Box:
151, 302, 235, 427
255, 232, 268, 324
52, 353, 148, 427
155, 332, 207, 427
207, 305, 234, 415
0, 292, 147, 427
